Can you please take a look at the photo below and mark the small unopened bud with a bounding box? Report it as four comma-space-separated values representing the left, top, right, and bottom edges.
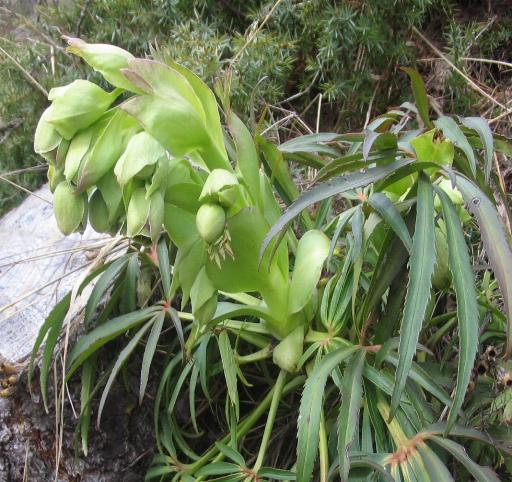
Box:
196, 203, 226, 244
53, 182, 87, 235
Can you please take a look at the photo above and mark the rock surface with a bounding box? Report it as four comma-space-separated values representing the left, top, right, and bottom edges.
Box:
0, 185, 104, 364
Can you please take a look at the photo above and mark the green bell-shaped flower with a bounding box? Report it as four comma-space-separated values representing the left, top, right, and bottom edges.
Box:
47, 80, 120, 139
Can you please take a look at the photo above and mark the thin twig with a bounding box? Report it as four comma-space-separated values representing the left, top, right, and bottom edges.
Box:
412, 26, 507, 111
0, 175, 52, 204
0, 165, 46, 177
231, 0, 285, 64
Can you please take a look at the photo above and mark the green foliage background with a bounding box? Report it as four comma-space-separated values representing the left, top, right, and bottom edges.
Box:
1, 0, 511, 213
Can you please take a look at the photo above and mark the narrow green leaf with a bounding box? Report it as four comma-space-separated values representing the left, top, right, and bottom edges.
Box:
67, 307, 158, 378
368, 193, 412, 253
80, 355, 96, 455
338, 349, 366, 481
168, 307, 185, 352
363, 131, 397, 161
121, 255, 139, 314
29, 293, 70, 408
144, 465, 176, 480
215, 443, 246, 466
157, 238, 171, 299
422, 422, 511, 453
297, 345, 358, 482
228, 112, 260, 206
258, 467, 296, 480
84, 255, 130, 327
401, 67, 432, 128
195, 462, 242, 476
416, 442, 454, 482
435, 116, 476, 176
279, 132, 342, 155
139, 311, 165, 404
218, 331, 239, 415
448, 170, 512, 357
460, 117, 493, 182
428, 436, 500, 482
390, 173, 435, 420
349, 453, 395, 482
167, 361, 193, 415
260, 159, 413, 261
97, 319, 153, 427
437, 188, 478, 433
384, 354, 452, 408
328, 207, 356, 262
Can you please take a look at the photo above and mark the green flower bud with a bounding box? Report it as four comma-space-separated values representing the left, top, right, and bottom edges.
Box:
272, 326, 304, 372
53, 182, 86, 235
114, 131, 165, 185
199, 169, 238, 203
34, 107, 62, 162
47, 80, 119, 139
126, 187, 150, 237
47, 165, 65, 193
196, 203, 226, 244
65, 37, 139, 92
88, 189, 111, 233
149, 190, 165, 242
190, 267, 217, 326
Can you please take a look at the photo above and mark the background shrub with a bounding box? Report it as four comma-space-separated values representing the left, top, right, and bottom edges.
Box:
0, 0, 511, 213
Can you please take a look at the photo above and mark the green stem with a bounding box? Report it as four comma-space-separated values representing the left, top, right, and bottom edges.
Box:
236, 345, 273, 365
186, 375, 304, 474
253, 369, 287, 472
319, 412, 329, 482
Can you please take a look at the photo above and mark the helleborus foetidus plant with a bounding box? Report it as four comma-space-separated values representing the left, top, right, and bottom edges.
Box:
32, 39, 512, 480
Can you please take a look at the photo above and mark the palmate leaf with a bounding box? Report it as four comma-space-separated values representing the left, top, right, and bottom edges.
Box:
436, 188, 479, 434
260, 159, 413, 262
447, 169, 512, 357
297, 345, 358, 482
337, 349, 366, 481
390, 173, 435, 421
